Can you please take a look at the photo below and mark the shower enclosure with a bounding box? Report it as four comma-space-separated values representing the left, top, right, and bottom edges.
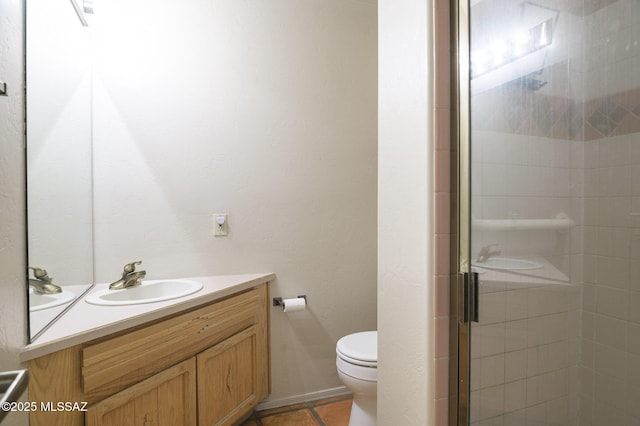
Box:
453, 0, 640, 424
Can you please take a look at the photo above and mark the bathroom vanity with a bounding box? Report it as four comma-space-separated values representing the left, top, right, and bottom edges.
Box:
21, 273, 274, 426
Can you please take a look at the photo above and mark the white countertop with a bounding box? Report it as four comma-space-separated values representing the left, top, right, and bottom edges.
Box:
21, 273, 275, 362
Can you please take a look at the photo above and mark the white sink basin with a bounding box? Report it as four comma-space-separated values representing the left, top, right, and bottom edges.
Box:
85, 279, 203, 306
29, 289, 76, 312
473, 257, 543, 271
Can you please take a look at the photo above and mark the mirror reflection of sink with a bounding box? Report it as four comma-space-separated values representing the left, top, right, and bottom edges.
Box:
473, 257, 543, 271
85, 279, 203, 306
29, 289, 76, 312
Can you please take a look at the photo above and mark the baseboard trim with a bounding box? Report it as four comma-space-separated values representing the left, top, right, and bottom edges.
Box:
256, 386, 352, 411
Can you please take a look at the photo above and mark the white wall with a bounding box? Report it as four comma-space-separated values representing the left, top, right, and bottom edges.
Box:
0, 0, 29, 424
91, 0, 377, 404
378, 0, 434, 424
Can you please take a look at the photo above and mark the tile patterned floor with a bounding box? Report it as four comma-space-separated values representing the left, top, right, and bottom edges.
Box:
241, 395, 352, 426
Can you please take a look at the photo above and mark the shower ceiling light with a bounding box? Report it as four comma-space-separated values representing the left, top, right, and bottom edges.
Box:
471, 17, 555, 78
470, 1, 560, 80
513, 31, 532, 55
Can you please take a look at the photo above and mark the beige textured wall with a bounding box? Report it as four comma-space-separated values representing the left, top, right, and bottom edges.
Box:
0, 0, 29, 424
91, 0, 378, 405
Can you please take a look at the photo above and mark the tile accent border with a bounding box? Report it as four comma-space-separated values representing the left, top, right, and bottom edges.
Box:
473, 83, 640, 141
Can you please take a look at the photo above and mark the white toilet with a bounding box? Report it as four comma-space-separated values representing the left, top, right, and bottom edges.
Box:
336, 331, 377, 426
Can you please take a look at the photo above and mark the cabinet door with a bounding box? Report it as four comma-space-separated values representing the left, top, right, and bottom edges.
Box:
85, 358, 196, 426
197, 325, 259, 426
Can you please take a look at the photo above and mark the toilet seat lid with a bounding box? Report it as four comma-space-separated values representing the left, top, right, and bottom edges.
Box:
336, 331, 377, 366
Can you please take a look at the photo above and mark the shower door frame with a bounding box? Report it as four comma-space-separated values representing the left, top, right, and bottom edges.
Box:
448, 0, 474, 424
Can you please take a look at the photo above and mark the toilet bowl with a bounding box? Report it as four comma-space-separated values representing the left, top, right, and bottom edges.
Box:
336, 331, 377, 426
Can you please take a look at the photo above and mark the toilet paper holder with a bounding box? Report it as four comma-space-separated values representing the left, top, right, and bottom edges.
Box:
273, 295, 307, 307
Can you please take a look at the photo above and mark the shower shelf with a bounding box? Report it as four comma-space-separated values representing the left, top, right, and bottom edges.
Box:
473, 213, 574, 231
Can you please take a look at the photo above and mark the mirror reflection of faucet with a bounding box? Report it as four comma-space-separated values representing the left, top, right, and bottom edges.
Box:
475, 244, 501, 263
28, 267, 62, 294
109, 261, 147, 290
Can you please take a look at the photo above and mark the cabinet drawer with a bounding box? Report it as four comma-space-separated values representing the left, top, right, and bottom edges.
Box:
82, 286, 264, 397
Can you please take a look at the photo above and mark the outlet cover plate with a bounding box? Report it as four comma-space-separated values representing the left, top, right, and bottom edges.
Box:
213, 213, 228, 236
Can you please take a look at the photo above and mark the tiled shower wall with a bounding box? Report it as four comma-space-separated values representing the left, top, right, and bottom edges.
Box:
581, 132, 640, 425
579, 7, 640, 421
438, 0, 640, 425
579, 5, 640, 420
471, 1, 640, 423
470, 131, 582, 424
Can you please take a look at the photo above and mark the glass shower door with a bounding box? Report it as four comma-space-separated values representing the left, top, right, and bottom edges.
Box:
459, 0, 640, 424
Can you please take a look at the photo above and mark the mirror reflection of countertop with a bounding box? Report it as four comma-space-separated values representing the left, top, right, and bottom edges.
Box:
21, 273, 275, 362
29, 284, 92, 339
472, 257, 570, 291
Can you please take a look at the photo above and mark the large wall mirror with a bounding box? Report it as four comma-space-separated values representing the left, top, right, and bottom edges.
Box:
26, 0, 95, 341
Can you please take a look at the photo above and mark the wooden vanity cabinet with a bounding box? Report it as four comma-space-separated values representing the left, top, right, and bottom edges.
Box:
28, 284, 270, 426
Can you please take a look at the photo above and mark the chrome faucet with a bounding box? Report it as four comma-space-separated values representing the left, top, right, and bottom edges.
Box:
475, 244, 501, 263
28, 267, 62, 294
109, 261, 146, 290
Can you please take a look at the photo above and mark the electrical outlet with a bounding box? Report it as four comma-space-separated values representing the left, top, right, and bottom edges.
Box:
213, 213, 228, 236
